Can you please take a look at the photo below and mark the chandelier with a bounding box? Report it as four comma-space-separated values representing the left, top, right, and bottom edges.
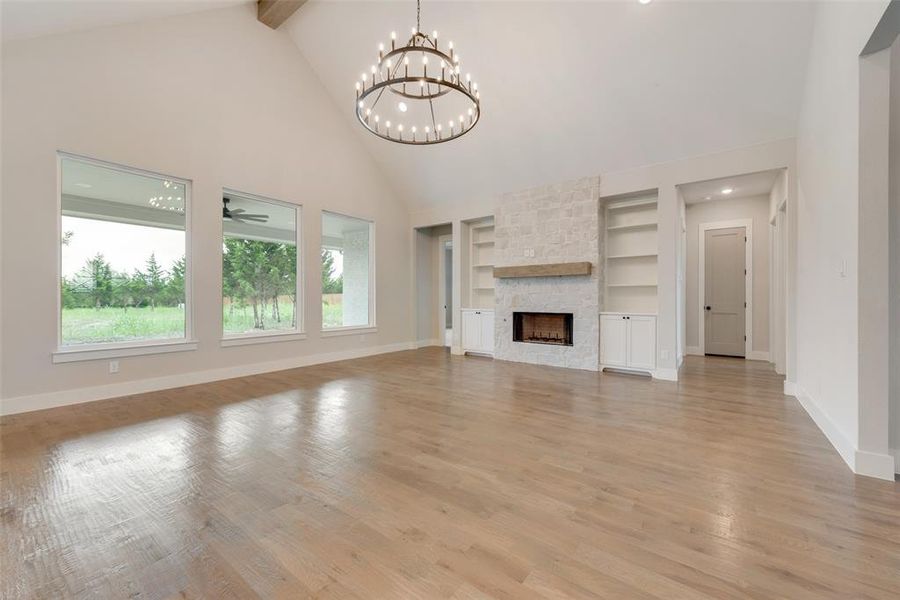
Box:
355, 0, 481, 145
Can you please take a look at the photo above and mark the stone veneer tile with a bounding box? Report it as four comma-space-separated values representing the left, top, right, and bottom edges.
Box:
493, 176, 602, 371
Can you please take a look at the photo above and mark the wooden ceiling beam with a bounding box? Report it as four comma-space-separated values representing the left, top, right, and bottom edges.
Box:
257, 0, 307, 29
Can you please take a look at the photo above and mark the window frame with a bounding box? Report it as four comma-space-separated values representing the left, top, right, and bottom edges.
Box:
53, 151, 196, 363
220, 188, 304, 345
320, 210, 376, 335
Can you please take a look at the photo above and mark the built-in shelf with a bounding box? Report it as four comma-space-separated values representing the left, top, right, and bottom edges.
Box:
606, 198, 658, 211
606, 253, 658, 260
602, 193, 659, 315
606, 222, 657, 232
469, 218, 495, 309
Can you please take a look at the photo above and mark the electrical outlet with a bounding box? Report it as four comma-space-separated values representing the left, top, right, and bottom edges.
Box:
109, 360, 119, 374
523, 248, 535, 258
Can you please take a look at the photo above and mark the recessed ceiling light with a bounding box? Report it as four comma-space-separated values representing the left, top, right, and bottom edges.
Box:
74, 182, 93, 189
639, 0, 652, 4
721, 188, 733, 194
704, 196, 711, 200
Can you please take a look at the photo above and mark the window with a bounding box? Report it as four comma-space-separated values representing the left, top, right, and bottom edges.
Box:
58, 154, 191, 352
222, 190, 301, 339
321, 211, 374, 330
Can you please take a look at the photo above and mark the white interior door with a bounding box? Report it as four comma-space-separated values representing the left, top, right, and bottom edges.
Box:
704, 227, 746, 357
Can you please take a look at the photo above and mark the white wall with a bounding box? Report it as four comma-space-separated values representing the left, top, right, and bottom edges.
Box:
684, 195, 770, 356
890, 38, 900, 467
794, 0, 894, 478
0, 4, 411, 411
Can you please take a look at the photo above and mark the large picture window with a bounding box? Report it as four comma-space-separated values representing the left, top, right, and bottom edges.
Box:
59, 154, 190, 350
222, 190, 301, 339
321, 211, 374, 330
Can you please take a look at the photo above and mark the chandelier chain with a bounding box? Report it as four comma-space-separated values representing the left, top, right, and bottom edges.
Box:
416, 0, 421, 33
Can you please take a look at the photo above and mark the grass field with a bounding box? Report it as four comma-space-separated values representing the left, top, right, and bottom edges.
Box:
62, 306, 186, 344
61, 301, 345, 344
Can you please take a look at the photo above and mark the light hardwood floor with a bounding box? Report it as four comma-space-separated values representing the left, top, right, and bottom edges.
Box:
1, 350, 898, 599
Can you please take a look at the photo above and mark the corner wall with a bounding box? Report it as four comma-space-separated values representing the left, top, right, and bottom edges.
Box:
794, 0, 894, 478
0, 4, 411, 412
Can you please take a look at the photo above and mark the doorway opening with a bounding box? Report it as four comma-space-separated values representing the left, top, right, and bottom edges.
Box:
414, 223, 453, 348
677, 169, 786, 362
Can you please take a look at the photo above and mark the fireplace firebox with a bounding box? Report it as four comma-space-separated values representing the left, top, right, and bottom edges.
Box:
513, 312, 573, 346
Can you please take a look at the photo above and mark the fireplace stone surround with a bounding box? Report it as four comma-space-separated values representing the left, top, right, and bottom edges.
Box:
493, 176, 602, 370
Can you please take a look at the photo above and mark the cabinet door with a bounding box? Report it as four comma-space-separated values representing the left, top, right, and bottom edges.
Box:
600, 315, 628, 367
479, 312, 495, 353
627, 316, 657, 370
462, 311, 480, 351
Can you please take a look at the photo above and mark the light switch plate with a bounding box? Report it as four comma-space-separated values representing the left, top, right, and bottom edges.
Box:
109, 360, 119, 374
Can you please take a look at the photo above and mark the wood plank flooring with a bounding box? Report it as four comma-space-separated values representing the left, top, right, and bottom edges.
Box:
1, 350, 898, 599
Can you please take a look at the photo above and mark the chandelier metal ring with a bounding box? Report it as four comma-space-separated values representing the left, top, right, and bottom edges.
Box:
354, 3, 481, 145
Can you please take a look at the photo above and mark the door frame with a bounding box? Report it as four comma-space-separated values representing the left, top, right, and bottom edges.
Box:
437, 234, 452, 346
698, 218, 752, 358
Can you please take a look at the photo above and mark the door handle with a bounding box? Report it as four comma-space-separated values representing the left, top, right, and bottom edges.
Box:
705, 306, 711, 311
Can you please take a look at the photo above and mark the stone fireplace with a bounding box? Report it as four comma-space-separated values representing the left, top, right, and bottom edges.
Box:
493, 176, 602, 370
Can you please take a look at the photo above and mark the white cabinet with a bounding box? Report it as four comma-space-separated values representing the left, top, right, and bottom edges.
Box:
600, 313, 656, 374
461, 309, 494, 355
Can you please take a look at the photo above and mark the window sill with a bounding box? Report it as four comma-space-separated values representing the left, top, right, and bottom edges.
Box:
220, 332, 307, 347
52, 340, 199, 363
319, 326, 377, 338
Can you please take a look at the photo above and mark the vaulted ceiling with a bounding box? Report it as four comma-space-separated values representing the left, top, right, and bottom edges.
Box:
288, 1, 815, 207
3, 1, 817, 210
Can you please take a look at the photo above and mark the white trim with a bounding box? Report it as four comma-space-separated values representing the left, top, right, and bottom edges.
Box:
52, 340, 198, 363
698, 218, 753, 358
2, 341, 415, 416
652, 367, 678, 381
685, 345, 703, 356
222, 188, 304, 337
57, 152, 194, 352
854, 450, 896, 481
438, 234, 452, 347
783, 380, 797, 396
790, 384, 896, 481
793, 384, 857, 472
220, 332, 307, 347
415, 338, 442, 348
747, 350, 769, 361
319, 325, 377, 338
321, 210, 376, 330
892, 448, 900, 475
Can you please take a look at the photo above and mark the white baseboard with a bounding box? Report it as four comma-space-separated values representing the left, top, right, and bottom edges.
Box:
0, 341, 416, 416
783, 380, 797, 396
685, 346, 703, 356
792, 384, 895, 481
450, 346, 465, 356
652, 367, 679, 381
415, 338, 441, 348
793, 384, 857, 473
747, 351, 770, 362
855, 449, 896, 480
892, 448, 900, 475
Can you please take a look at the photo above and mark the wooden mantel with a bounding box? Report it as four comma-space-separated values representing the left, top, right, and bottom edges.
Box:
493, 262, 592, 279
